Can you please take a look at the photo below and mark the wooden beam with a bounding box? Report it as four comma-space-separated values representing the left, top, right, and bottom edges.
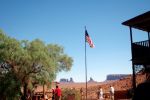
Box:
129, 26, 136, 91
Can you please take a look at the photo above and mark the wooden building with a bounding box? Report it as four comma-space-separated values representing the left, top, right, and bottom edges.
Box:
122, 11, 150, 90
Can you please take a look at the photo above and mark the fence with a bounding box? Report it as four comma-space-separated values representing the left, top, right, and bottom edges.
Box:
31, 89, 132, 100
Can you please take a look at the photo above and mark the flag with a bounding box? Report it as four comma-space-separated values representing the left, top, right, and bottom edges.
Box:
85, 29, 95, 48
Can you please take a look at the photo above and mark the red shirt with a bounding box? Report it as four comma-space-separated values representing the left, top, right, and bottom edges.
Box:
55, 88, 61, 96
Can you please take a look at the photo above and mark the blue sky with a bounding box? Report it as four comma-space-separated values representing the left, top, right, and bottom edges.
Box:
0, 0, 150, 82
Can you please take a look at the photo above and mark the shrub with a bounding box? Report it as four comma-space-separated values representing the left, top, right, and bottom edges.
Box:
61, 88, 81, 100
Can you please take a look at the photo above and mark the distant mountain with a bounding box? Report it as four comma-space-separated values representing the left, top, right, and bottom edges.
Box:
88, 77, 97, 83
106, 74, 130, 81
60, 77, 74, 83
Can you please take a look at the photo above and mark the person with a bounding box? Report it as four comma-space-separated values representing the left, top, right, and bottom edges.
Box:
55, 85, 61, 100
80, 88, 83, 100
27, 89, 31, 100
99, 87, 104, 100
110, 85, 114, 100
52, 88, 55, 100
45, 94, 48, 100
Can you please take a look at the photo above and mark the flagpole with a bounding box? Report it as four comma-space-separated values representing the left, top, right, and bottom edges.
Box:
84, 26, 88, 100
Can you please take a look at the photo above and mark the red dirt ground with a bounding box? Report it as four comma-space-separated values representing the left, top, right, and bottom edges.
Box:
34, 73, 146, 99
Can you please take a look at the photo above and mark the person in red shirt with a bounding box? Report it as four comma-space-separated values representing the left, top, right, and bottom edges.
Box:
55, 85, 61, 100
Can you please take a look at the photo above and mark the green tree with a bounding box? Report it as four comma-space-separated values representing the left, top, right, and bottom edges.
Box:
0, 30, 73, 99
0, 72, 21, 100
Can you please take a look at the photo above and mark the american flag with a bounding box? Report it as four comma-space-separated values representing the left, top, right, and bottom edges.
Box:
85, 29, 95, 48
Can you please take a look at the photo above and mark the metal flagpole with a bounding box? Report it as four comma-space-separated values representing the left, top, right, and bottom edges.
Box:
85, 26, 88, 100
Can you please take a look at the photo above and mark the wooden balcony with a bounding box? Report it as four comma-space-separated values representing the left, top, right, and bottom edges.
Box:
132, 40, 150, 65
122, 11, 150, 90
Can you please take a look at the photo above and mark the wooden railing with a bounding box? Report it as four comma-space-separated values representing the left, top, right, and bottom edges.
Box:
134, 40, 149, 47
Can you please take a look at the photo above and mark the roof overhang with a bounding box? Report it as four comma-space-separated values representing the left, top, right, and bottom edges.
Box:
122, 11, 150, 32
